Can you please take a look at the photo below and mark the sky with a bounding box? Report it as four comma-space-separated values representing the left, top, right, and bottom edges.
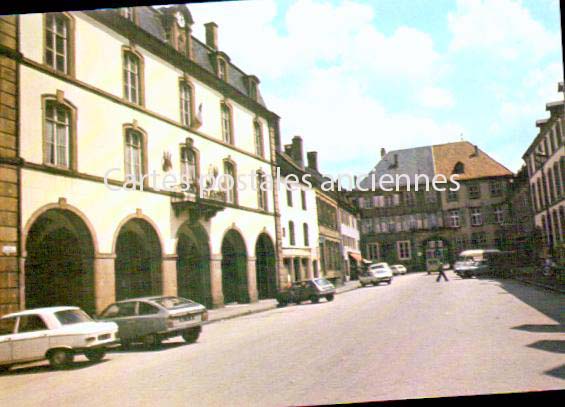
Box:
187, 0, 564, 177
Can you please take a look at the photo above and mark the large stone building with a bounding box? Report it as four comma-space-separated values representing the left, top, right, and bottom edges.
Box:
522, 82, 564, 260
350, 141, 513, 270
0, 5, 285, 316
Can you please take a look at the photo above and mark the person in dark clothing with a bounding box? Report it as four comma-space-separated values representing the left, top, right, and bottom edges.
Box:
436, 263, 449, 282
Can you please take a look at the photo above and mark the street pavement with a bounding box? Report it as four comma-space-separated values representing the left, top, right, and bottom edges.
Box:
1, 271, 563, 406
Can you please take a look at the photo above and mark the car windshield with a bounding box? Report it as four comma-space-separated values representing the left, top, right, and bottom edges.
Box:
153, 296, 196, 309
314, 278, 332, 287
54, 309, 92, 325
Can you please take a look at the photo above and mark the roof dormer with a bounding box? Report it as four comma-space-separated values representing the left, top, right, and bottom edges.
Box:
161, 6, 194, 58
245, 74, 260, 100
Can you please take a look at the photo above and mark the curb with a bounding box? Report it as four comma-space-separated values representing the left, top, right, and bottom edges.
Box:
204, 282, 362, 325
513, 277, 565, 294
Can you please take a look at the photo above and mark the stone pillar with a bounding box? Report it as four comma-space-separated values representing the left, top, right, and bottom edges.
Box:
0, 15, 20, 317
209, 254, 224, 308
161, 255, 178, 297
94, 254, 116, 315
247, 256, 258, 303
288, 256, 295, 282
306, 257, 314, 279
297, 257, 304, 281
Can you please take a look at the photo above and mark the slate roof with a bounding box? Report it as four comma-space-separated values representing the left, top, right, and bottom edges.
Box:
358, 141, 513, 190
120, 6, 267, 107
358, 145, 435, 189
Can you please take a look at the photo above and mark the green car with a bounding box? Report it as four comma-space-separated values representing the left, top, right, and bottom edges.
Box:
276, 278, 336, 306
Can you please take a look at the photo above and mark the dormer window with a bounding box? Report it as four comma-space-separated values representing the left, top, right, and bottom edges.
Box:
249, 81, 257, 100
218, 58, 227, 80
453, 161, 465, 174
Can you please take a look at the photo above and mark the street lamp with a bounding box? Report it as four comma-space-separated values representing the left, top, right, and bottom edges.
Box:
534, 152, 553, 257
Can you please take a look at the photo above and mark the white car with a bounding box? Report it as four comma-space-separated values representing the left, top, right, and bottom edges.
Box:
390, 265, 407, 275
0, 306, 118, 371
359, 263, 393, 286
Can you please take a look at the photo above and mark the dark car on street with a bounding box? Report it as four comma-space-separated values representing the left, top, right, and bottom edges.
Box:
97, 296, 208, 348
276, 278, 336, 306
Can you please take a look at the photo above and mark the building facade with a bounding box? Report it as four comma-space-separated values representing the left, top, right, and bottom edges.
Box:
337, 196, 361, 280
277, 136, 320, 285
350, 142, 513, 270
0, 6, 284, 316
522, 82, 564, 260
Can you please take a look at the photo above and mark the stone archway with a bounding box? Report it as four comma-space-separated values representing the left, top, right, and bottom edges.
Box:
115, 218, 162, 300
177, 222, 212, 307
221, 229, 248, 304
255, 233, 276, 299
25, 208, 96, 313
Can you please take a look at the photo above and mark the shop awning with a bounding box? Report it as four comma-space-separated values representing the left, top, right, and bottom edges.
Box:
348, 252, 363, 263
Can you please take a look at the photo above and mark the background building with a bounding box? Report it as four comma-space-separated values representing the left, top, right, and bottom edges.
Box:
277, 136, 320, 285
522, 82, 564, 260
350, 141, 513, 270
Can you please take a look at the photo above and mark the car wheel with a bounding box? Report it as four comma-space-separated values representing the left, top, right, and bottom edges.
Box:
360, 282, 366, 287
387, 280, 392, 285
0, 365, 11, 373
182, 328, 201, 344
48, 349, 74, 369
310, 295, 319, 304
84, 348, 106, 363
142, 334, 161, 349
326, 294, 334, 302
277, 300, 287, 307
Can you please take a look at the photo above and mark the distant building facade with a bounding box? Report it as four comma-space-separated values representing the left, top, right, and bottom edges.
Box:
349, 142, 513, 270
522, 82, 564, 260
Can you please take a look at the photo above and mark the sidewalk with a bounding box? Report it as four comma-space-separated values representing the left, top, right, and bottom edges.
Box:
512, 275, 565, 294
205, 280, 361, 324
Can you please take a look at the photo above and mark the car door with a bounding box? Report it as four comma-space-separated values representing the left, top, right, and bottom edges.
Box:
0, 317, 17, 364
135, 302, 164, 336
11, 314, 50, 363
100, 302, 138, 340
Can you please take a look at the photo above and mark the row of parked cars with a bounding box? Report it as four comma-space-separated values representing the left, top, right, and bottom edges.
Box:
0, 295, 208, 372
1, 265, 412, 373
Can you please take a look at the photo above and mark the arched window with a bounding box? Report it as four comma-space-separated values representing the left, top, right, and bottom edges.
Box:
453, 161, 465, 174
223, 160, 237, 204
180, 146, 198, 193
289, 221, 295, 246
303, 223, 309, 246
179, 81, 193, 127
44, 99, 72, 168
254, 121, 264, 158
221, 103, 233, 144
256, 171, 268, 211
123, 49, 143, 105
44, 13, 74, 75
124, 128, 143, 185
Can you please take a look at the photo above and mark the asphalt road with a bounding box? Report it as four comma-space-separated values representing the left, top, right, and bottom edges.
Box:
1, 272, 563, 406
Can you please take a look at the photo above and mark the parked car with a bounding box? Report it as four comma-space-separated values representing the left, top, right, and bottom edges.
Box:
276, 278, 335, 306
98, 296, 207, 348
359, 263, 393, 286
390, 264, 407, 275
454, 249, 501, 278
0, 306, 118, 371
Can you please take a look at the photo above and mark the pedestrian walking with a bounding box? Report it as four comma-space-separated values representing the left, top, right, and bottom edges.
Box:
436, 263, 449, 282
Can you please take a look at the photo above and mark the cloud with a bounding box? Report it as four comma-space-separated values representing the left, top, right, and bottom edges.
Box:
448, 0, 560, 60
415, 87, 455, 108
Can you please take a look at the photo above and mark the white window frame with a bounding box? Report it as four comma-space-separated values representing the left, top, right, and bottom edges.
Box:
397, 240, 411, 260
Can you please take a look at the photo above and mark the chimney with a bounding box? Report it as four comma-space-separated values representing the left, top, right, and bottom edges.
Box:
307, 151, 318, 172
284, 144, 292, 156
204, 22, 218, 50
393, 153, 398, 167
291, 135, 304, 167
472, 144, 479, 157
380, 148, 386, 158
